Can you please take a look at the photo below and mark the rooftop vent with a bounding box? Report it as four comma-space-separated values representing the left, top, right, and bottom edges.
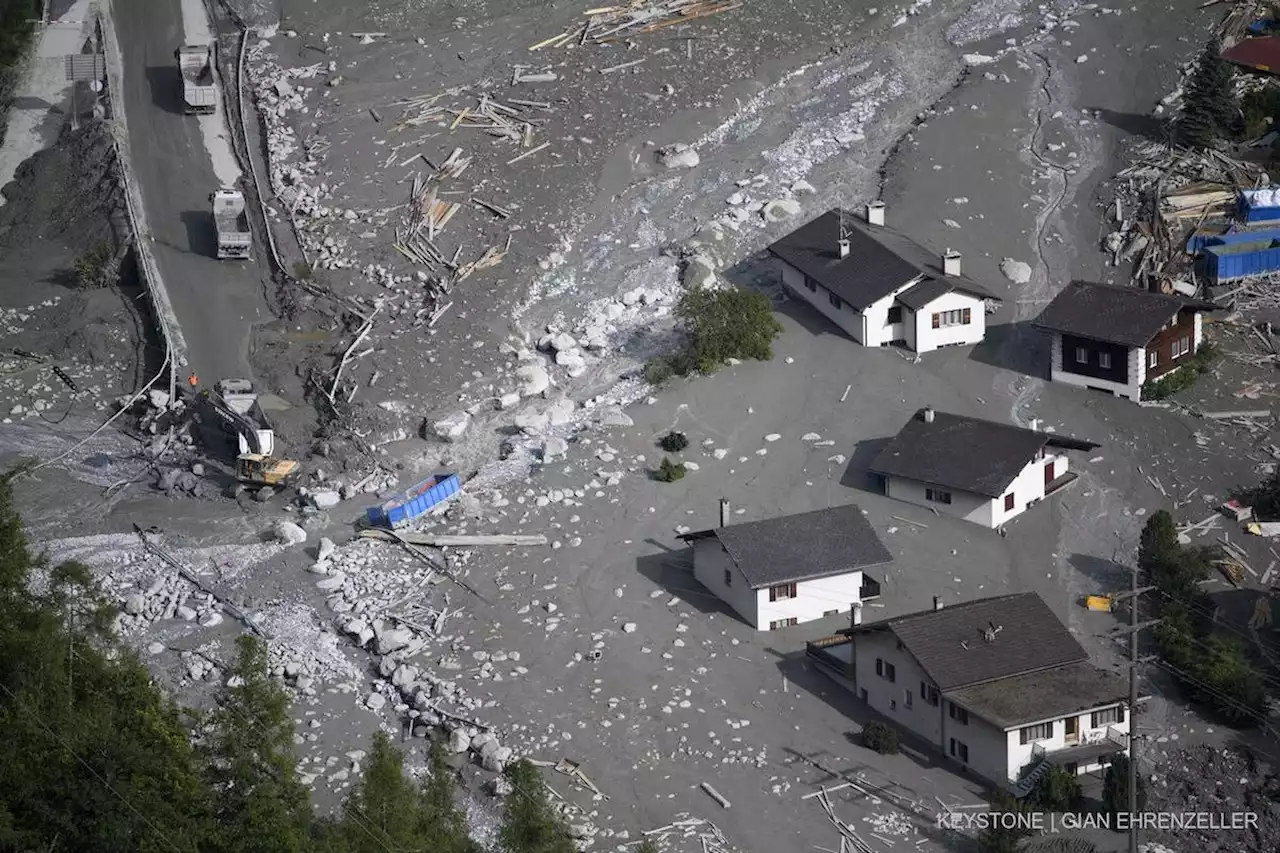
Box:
923, 406, 935, 424
866, 201, 886, 227
983, 623, 1004, 643
933, 596, 943, 611
838, 238, 851, 259
943, 249, 961, 277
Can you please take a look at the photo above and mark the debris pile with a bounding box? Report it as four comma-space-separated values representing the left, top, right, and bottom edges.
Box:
1147, 745, 1280, 853
529, 0, 744, 51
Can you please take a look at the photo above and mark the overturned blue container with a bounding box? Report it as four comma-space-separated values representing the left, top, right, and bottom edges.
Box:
365, 473, 461, 529
1205, 238, 1280, 283
1238, 188, 1280, 224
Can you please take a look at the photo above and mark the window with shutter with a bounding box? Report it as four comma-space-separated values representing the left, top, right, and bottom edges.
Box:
962, 307, 971, 324
931, 313, 940, 329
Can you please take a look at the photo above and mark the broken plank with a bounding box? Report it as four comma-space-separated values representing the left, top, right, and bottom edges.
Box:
600, 57, 646, 74
1202, 409, 1272, 419
358, 529, 547, 547
506, 141, 550, 165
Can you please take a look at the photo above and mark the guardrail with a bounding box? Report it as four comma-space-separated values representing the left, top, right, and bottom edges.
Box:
97, 0, 188, 400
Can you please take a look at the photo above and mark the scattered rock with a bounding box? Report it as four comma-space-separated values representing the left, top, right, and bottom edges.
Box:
622, 622, 638, 633
763, 198, 802, 223
311, 490, 341, 510
516, 364, 551, 397
448, 727, 472, 754
317, 537, 336, 562
365, 691, 387, 711
123, 593, 145, 616
598, 409, 633, 427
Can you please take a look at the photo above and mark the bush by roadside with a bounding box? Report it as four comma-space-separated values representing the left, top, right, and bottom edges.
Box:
1140, 343, 1216, 401
860, 721, 900, 755
644, 285, 782, 385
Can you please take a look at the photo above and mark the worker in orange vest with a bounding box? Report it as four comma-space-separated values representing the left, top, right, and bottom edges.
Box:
188, 373, 198, 388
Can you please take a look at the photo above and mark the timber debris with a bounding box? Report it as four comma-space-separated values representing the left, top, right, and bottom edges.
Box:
530, 0, 744, 51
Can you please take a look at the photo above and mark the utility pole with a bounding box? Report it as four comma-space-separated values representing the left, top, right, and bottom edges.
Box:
1110, 568, 1159, 853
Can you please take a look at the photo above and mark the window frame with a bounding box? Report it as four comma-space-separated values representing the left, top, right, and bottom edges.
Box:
1004, 493, 1016, 512
723, 568, 732, 587
925, 487, 953, 505
805, 277, 817, 292
768, 617, 798, 630
1019, 722, 1053, 744
1148, 350, 1158, 369
768, 582, 798, 602
1091, 706, 1124, 728
1172, 336, 1190, 359
829, 292, 843, 309
887, 305, 903, 324
949, 738, 969, 763
1075, 347, 1088, 364
949, 702, 969, 725
921, 681, 940, 706
932, 309, 970, 329
1098, 351, 1112, 369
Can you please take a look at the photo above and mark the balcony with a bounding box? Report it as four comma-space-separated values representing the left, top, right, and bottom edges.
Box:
805, 635, 856, 681
859, 574, 882, 601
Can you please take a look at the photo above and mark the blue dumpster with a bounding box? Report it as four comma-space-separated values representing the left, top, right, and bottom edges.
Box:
365, 473, 461, 529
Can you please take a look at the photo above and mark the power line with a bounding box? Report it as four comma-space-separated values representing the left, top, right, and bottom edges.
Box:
1110, 567, 1153, 853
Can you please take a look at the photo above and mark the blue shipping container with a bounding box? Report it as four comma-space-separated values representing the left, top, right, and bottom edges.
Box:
1189, 226, 1280, 256
365, 473, 461, 529
1205, 239, 1280, 283
1238, 189, 1280, 223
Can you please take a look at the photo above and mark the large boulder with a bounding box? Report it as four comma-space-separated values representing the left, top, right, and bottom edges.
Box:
657, 143, 700, 169
310, 490, 341, 510
376, 627, 413, 656
999, 258, 1032, 285
274, 521, 308, 545
448, 728, 472, 754
516, 364, 551, 397
431, 411, 471, 442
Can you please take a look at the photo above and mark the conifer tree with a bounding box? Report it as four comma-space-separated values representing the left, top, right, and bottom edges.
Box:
499, 759, 577, 853
1179, 38, 1238, 147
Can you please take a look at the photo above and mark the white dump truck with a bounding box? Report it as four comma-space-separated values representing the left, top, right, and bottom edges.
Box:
175, 44, 216, 115
211, 189, 251, 260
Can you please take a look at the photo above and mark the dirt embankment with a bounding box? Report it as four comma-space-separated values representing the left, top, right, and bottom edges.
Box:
0, 118, 159, 404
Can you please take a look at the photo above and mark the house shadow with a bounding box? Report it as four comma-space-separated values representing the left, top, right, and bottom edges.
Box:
771, 648, 955, 779
773, 294, 856, 340
840, 437, 891, 491
1087, 107, 1171, 145
145, 65, 185, 115
720, 251, 857, 341
1066, 554, 1132, 602
967, 320, 1047, 378
634, 550, 737, 620
180, 209, 216, 257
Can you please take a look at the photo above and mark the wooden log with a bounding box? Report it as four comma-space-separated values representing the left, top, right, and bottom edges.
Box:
358, 529, 547, 547
700, 782, 731, 808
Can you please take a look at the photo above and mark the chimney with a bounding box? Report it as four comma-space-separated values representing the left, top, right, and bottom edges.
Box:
838, 238, 851, 259
851, 601, 864, 627
866, 200, 886, 227
923, 406, 935, 424
1028, 418, 1040, 432
719, 498, 731, 528
933, 596, 943, 611
943, 249, 962, 277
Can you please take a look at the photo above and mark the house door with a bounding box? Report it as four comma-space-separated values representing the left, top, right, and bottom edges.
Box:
1064, 716, 1078, 744
1044, 459, 1056, 487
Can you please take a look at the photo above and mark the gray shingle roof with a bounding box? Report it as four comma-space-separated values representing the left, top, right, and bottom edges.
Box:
895, 278, 954, 310
846, 592, 1089, 691
677, 504, 892, 589
767, 209, 994, 310
1032, 281, 1217, 348
945, 661, 1129, 728
868, 408, 1100, 499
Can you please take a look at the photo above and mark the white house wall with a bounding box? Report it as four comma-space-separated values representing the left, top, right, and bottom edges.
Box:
852, 632, 946, 744
912, 290, 987, 353
756, 570, 865, 630
945, 708, 1009, 785
1001, 705, 1132, 781
862, 291, 907, 347
691, 538, 759, 627
1048, 333, 1144, 402
883, 475, 995, 527
780, 262, 867, 343
989, 452, 1068, 528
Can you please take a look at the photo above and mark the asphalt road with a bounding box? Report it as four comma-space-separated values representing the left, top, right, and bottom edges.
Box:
113, 0, 267, 385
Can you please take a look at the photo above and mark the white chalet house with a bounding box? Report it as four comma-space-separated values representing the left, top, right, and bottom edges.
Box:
868, 407, 1100, 530
1032, 280, 1217, 402
767, 204, 998, 353
677, 503, 891, 631
805, 592, 1140, 791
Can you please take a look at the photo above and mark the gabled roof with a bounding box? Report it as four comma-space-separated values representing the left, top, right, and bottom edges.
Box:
767, 209, 995, 310
1032, 281, 1217, 349
895, 278, 955, 310
676, 504, 892, 589
946, 661, 1130, 729
842, 592, 1089, 691
868, 408, 1100, 499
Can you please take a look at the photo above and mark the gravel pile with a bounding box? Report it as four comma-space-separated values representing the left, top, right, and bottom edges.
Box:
1148, 745, 1280, 853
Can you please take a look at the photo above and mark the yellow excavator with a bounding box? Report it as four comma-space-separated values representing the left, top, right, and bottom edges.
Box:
202, 379, 301, 489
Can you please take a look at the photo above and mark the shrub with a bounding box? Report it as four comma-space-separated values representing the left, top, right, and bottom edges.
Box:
1242, 86, 1280, 139
659, 431, 689, 452
647, 286, 783, 385
293, 260, 313, 280
1140, 343, 1217, 401
860, 721, 900, 755
73, 241, 116, 289
1029, 764, 1083, 811
652, 457, 686, 483
1102, 755, 1148, 821
643, 356, 677, 386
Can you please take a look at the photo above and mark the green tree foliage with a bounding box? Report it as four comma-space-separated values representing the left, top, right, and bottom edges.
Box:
636, 841, 660, 853
653, 457, 687, 483
659, 431, 689, 453
975, 792, 1034, 853
1102, 754, 1148, 820
1178, 38, 1239, 148
199, 634, 313, 853
500, 759, 576, 853
860, 722, 900, 755
0, 473, 212, 851
1241, 86, 1280, 139
329, 733, 479, 853
1029, 764, 1083, 812
644, 285, 783, 383
1139, 511, 1270, 725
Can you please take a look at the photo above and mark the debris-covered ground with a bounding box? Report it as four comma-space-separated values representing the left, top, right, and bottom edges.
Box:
4, 0, 1280, 851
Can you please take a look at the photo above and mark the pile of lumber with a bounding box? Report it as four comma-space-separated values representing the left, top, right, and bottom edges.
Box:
404, 176, 461, 241
530, 0, 743, 51
1162, 181, 1236, 221
444, 94, 550, 145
